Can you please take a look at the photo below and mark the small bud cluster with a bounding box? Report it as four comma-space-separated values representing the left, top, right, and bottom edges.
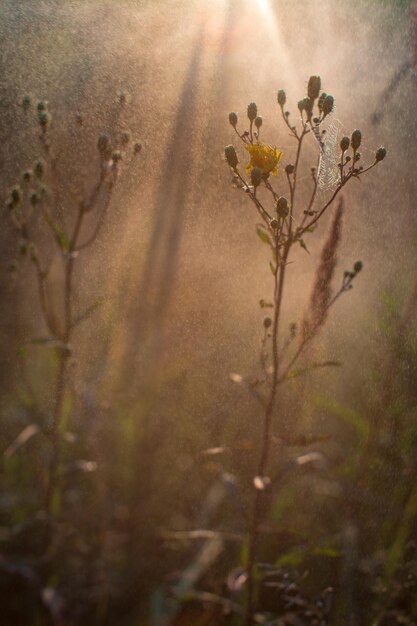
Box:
338, 129, 386, 178
342, 261, 364, 292
277, 76, 335, 129
223, 75, 386, 266
227, 99, 266, 146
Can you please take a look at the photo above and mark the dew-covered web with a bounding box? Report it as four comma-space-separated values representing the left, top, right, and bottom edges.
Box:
310, 114, 343, 192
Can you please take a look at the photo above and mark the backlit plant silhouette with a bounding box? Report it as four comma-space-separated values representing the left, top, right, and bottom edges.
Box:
224, 75, 386, 625
3, 94, 142, 515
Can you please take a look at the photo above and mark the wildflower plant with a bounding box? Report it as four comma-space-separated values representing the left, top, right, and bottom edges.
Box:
3, 93, 142, 515
224, 76, 386, 625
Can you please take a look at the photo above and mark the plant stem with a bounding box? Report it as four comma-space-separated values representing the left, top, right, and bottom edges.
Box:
245, 239, 290, 626
44, 207, 84, 513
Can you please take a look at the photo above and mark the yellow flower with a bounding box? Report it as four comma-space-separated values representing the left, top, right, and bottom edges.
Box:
245, 142, 283, 176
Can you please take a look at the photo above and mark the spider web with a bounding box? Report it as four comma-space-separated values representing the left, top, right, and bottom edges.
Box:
310, 115, 343, 192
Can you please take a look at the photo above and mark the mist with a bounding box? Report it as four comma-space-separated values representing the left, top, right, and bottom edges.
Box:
0, 1, 416, 624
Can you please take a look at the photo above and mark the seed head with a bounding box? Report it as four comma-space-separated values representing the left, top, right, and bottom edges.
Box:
30, 192, 40, 206
224, 144, 238, 169
38, 111, 51, 127
276, 196, 289, 217
19, 240, 28, 256
307, 75, 321, 100
255, 116, 263, 129
277, 89, 286, 106
250, 167, 263, 188
375, 146, 387, 162
34, 160, 45, 178
21, 95, 31, 109
11, 186, 22, 205
121, 131, 131, 145
322, 95, 334, 117
318, 92, 327, 113
247, 102, 258, 121
340, 136, 350, 152
229, 112, 238, 127
351, 129, 362, 151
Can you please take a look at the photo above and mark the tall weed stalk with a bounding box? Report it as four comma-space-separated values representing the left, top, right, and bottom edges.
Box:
3, 94, 142, 514
224, 76, 386, 625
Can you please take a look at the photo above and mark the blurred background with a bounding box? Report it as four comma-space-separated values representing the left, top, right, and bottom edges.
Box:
0, 0, 416, 624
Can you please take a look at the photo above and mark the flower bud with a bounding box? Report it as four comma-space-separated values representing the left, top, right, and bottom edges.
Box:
133, 142, 142, 154
39, 185, 49, 200
224, 144, 238, 169
307, 75, 321, 100
353, 260, 363, 273
255, 116, 263, 129
11, 186, 22, 205
340, 136, 350, 152
19, 240, 28, 256
285, 164, 295, 174
229, 112, 238, 127
263, 316, 272, 328
98, 132, 110, 152
303, 96, 312, 109
98, 132, 112, 160
38, 111, 51, 127
21, 95, 31, 109
277, 89, 286, 106
270, 218, 279, 229
34, 160, 45, 178
297, 99, 305, 113
22, 169, 33, 183
30, 192, 40, 206
117, 92, 128, 106
37, 100, 47, 112
247, 102, 258, 121
322, 95, 334, 117
121, 131, 131, 145
375, 146, 387, 162
276, 196, 289, 217
318, 92, 327, 113
351, 129, 362, 151
251, 167, 263, 188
